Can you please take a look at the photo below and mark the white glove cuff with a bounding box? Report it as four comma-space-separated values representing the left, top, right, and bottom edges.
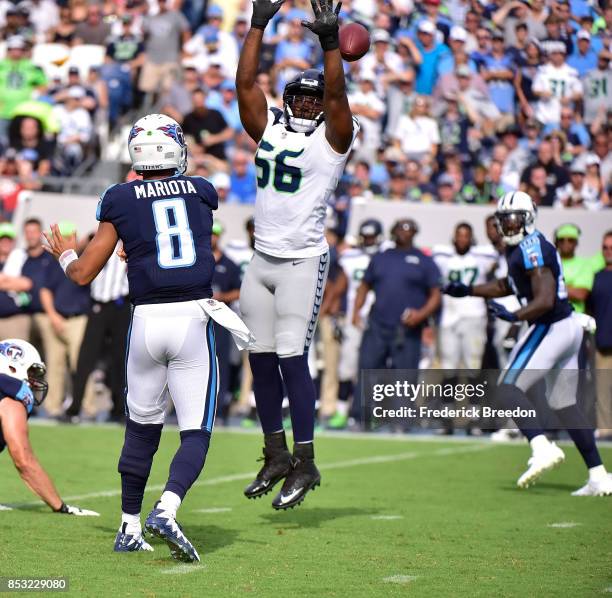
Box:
59, 249, 78, 274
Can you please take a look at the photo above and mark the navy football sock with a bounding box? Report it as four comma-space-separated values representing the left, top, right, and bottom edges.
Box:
118, 419, 163, 515
250, 352, 284, 434
554, 405, 603, 469
279, 354, 316, 443
496, 384, 545, 442
338, 380, 353, 403
164, 429, 211, 499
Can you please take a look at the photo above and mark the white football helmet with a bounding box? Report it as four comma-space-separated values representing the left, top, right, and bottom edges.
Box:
495, 191, 537, 246
0, 339, 48, 405
128, 114, 187, 174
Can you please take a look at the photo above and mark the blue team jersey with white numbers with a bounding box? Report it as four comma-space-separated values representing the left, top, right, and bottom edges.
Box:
505, 230, 572, 325
97, 175, 218, 305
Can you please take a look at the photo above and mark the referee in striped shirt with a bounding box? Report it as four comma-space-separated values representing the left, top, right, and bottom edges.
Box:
64, 247, 130, 423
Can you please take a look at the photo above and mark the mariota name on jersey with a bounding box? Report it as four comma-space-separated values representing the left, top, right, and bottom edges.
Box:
134, 178, 197, 199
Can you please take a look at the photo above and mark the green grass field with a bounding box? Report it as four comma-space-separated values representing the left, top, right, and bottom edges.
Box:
0, 424, 610, 597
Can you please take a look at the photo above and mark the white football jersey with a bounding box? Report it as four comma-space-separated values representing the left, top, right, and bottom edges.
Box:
338, 247, 374, 320
253, 108, 359, 259
433, 244, 499, 326
533, 63, 583, 125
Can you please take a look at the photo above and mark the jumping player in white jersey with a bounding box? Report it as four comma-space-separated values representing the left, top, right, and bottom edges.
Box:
236, 0, 358, 509
445, 191, 612, 495
43, 114, 236, 561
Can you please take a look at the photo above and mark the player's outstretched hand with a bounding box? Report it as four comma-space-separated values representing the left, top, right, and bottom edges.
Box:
56, 502, 100, 517
302, 0, 342, 51
443, 282, 472, 297
43, 224, 77, 260
251, 0, 286, 30
487, 301, 518, 323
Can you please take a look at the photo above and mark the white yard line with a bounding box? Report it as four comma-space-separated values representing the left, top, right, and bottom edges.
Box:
382, 575, 418, 584
6, 444, 492, 509
160, 564, 205, 575
547, 522, 581, 529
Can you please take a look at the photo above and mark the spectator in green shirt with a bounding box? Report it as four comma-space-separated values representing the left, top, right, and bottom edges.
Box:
0, 36, 47, 140
554, 223, 595, 313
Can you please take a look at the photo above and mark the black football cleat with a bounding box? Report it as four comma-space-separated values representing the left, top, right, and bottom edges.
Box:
272, 442, 321, 510
244, 431, 292, 500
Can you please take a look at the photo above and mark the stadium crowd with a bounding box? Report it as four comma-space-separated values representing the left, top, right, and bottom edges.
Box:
0, 0, 610, 433
0, 0, 610, 211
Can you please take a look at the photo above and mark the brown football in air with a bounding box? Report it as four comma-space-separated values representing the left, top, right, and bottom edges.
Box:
339, 23, 371, 62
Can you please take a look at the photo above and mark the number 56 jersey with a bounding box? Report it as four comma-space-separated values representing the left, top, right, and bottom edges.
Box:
253, 108, 359, 259
97, 175, 218, 305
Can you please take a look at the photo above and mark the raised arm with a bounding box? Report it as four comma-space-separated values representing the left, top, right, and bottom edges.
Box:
302, 0, 355, 154
236, 0, 286, 143
44, 221, 119, 286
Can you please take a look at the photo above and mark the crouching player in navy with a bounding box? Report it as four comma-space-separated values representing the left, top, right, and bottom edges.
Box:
445, 191, 612, 496
43, 114, 225, 561
0, 339, 99, 516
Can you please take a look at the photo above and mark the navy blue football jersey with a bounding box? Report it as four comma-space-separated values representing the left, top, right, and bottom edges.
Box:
0, 373, 34, 454
97, 175, 218, 305
505, 231, 572, 325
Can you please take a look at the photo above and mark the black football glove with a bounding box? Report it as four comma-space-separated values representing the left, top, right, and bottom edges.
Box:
302, 0, 342, 52
443, 282, 473, 297
251, 0, 286, 30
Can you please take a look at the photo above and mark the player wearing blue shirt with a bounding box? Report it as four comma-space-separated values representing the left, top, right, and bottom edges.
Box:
445, 191, 612, 496
43, 114, 227, 561
0, 339, 98, 516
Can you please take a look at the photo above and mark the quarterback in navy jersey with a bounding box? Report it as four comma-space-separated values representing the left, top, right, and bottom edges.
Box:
0, 339, 98, 516
445, 191, 612, 496
44, 114, 224, 561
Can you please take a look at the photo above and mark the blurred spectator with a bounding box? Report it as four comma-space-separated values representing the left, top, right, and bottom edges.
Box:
460, 163, 499, 204
37, 222, 90, 417
582, 154, 610, 208
589, 230, 612, 439
360, 29, 405, 94
480, 30, 516, 118
348, 73, 385, 164
182, 88, 232, 161
207, 80, 241, 133
521, 139, 569, 204
568, 30, 598, 77
514, 39, 543, 119
583, 52, 612, 129
590, 132, 612, 188
105, 14, 144, 69
0, 148, 35, 215
8, 116, 54, 179
211, 171, 230, 202
352, 219, 441, 422
0, 36, 47, 141
437, 26, 476, 77
532, 41, 582, 127
73, 4, 111, 46
272, 10, 314, 95
28, 0, 59, 38
48, 5, 76, 45
210, 221, 241, 423
554, 223, 594, 313
228, 150, 257, 204
20, 218, 55, 336
543, 107, 590, 158
52, 86, 93, 173
138, 0, 190, 100
435, 173, 457, 203
413, 19, 449, 95
554, 162, 603, 210
393, 95, 440, 164
0, 221, 32, 340
161, 66, 202, 123
67, 247, 129, 424
436, 91, 471, 160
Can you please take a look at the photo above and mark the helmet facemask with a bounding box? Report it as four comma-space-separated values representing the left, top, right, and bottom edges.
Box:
284, 94, 324, 134
495, 210, 535, 246
27, 363, 48, 405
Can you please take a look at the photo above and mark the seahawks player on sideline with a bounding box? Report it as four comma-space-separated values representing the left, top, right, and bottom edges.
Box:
0, 339, 98, 516
445, 191, 612, 496
329, 219, 381, 430
44, 114, 224, 561
236, 0, 358, 509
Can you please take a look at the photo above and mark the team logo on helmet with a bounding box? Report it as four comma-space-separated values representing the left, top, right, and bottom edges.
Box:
0, 342, 24, 361
128, 125, 144, 143
157, 124, 186, 147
